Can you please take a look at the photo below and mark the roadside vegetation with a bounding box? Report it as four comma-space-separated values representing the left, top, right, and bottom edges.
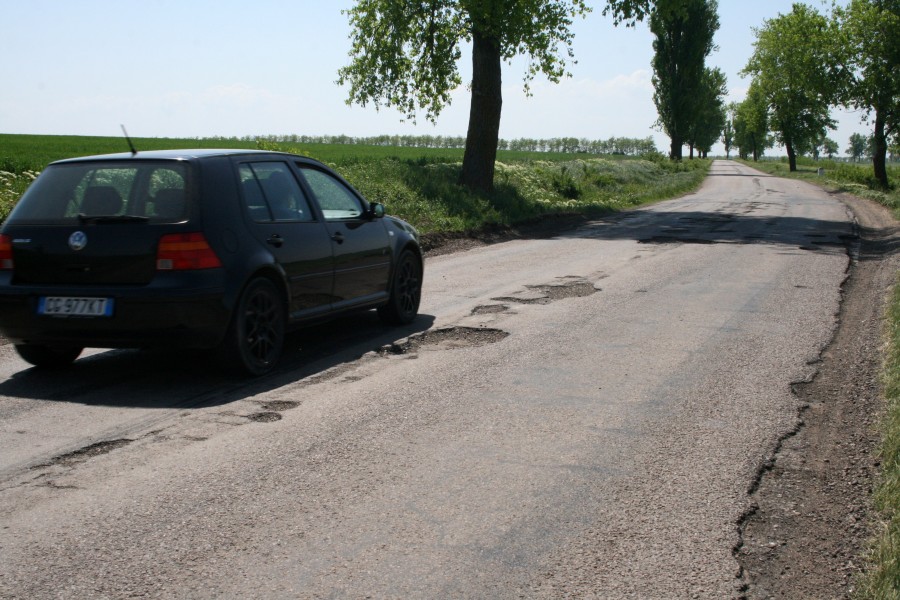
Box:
739, 157, 900, 217
741, 155, 900, 598
0, 133, 710, 233
862, 280, 900, 598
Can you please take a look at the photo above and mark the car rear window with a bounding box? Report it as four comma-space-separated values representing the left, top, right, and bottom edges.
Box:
6, 161, 190, 225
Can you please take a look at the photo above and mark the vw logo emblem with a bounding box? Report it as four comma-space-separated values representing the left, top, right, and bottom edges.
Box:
68, 231, 88, 251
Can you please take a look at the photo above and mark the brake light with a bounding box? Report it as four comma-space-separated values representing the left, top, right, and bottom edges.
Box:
156, 233, 222, 270
0, 234, 13, 270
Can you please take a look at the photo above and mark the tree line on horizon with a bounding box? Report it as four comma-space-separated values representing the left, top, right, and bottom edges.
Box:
241, 134, 657, 156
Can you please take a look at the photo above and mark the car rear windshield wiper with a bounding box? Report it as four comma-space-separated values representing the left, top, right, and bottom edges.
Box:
78, 214, 150, 224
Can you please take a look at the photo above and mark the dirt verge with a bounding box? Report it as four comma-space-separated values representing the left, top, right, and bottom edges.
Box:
737, 193, 900, 598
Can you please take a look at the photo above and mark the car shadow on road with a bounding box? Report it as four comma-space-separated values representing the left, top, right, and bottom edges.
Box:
0, 312, 436, 407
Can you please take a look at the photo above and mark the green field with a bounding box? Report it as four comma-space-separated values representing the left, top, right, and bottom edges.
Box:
0, 133, 710, 234
0, 133, 710, 232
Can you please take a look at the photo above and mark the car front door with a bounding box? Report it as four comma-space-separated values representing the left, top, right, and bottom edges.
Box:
295, 165, 391, 308
238, 161, 334, 317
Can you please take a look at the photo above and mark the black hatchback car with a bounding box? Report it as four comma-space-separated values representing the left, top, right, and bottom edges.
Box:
0, 149, 423, 375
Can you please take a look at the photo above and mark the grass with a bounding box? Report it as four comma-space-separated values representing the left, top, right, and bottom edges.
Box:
856, 278, 900, 599
1, 134, 710, 232
738, 155, 900, 598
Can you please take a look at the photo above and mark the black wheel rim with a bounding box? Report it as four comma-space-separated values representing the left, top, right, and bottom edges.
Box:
243, 287, 282, 366
396, 256, 421, 317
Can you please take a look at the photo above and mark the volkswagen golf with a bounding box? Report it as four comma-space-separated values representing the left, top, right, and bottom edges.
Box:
0, 149, 423, 375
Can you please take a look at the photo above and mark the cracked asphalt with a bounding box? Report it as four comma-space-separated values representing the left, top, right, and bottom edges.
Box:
0, 161, 875, 598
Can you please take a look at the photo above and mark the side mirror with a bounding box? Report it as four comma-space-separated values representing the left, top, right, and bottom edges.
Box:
369, 202, 385, 219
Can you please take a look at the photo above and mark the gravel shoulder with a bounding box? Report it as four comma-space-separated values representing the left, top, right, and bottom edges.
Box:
736, 192, 900, 598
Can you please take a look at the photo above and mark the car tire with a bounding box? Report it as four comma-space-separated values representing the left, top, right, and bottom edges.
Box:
15, 344, 83, 368
222, 278, 285, 376
378, 249, 422, 325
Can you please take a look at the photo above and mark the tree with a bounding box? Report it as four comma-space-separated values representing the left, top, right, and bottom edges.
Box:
649, 0, 720, 160
338, 1, 654, 193
847, 132, 868, 161
742, 4, 844, 171
822, 137, 839, 159
722, 103, 736, 158
733, 81, 771, 161
835, 0, 900, 187
685, 67, 727, 158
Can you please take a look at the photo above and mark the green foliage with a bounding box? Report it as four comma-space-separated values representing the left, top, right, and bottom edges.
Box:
833, 0, 900, 135
342, 155, 709, 232
0, 169, 38, 222
733, 80, 772, 161
601, 0, 654, 26
835, 0, 899, 187
688, 66, 728, 156
337, 0, 591, 124
832, 162, 885, 189
822, 137, 839, 159
848, 132, 870, 162
650, 0, 720, 159
722, 110, 735, 157
742, 3, 844, 169
336, 0, 654, 191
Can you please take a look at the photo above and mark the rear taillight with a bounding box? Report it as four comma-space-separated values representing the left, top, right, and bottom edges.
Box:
0, 234, 13, 270
156, 233, 222, 270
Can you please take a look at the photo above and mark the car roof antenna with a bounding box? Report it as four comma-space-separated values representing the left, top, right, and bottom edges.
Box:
121, 124, 138, 156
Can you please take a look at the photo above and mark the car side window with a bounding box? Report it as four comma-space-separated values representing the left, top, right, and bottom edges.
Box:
297, 166, 364, 221
238, 162, 314, 223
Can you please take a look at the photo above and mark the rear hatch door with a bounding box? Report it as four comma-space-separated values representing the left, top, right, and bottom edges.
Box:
4, 160, 192, 286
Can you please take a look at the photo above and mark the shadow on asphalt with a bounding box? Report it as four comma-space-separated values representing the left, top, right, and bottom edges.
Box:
0, 312, 436, 408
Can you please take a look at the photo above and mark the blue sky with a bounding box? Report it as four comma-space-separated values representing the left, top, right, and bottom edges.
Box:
0, 0, 869, 156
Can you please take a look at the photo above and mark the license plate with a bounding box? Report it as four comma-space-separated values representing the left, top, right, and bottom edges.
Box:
38, 296, 114, 317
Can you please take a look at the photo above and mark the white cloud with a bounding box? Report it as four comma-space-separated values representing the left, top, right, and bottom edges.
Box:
497, 70, 661, 144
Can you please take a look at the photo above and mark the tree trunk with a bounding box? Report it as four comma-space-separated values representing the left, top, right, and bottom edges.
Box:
786, 138, 797, 172
460, 27, 502, 193
873, 107, 888, 189
670, 137, 682, 160
689, 144, 695, 159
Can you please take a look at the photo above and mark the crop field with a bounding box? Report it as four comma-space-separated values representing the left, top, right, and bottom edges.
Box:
0, 133, 710, 233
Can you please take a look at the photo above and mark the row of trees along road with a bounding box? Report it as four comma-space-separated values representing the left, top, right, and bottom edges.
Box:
741, 0, 899, 187
650, 0, 726, 160
338, 0, 897, 191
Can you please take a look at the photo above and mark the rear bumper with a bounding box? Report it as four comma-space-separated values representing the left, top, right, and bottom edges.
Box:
0, 272, 231, 349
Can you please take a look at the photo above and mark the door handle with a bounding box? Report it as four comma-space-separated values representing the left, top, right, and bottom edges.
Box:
331, 231, 345, 244
266, 234, 284, 248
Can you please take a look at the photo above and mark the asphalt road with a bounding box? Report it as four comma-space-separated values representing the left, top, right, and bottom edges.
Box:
0, 161, 854, 598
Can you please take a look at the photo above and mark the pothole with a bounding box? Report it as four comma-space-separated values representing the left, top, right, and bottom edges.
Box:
471, 304, 510, 315
259, 400, 300, 412
638, 236, 717, 244
33, 439, 133, 469
492, 279, 599, 305
539, 281, 598, 300
246, 412, 282, 423
378, 326, 509, 356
